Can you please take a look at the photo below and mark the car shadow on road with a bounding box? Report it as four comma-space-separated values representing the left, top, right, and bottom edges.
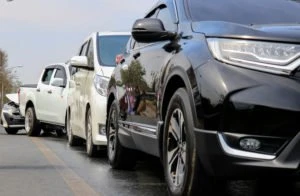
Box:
221, 179, 300, 196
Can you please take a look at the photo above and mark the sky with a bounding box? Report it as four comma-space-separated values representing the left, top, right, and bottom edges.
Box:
0, 0, 157, 84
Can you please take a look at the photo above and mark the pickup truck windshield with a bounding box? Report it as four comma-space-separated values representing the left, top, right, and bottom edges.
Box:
97, 35, 130, 67
188, 0, 300, 25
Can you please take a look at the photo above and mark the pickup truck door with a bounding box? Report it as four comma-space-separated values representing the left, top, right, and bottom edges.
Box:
36, 68, 55, 121
46, 66, 68, 125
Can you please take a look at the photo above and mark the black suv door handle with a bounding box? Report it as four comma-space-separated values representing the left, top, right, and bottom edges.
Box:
133, 52, 141, 59
47, 90, 52, 94
36, 88, 40, 92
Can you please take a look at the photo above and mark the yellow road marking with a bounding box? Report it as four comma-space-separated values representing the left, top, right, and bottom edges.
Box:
31, 137, 100, 196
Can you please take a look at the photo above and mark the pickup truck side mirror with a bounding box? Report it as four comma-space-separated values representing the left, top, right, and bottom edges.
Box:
51, 78, 66, 88
70, 56, 89, 68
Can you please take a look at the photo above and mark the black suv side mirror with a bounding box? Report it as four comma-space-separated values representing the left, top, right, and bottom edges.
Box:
132, 18, 176, 43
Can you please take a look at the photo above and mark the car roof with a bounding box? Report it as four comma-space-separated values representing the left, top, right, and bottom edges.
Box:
45, 63, 68, 69
83, 32, 130, 43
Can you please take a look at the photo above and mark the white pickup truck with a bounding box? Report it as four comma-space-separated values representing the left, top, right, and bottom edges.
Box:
19, 63, 71, 136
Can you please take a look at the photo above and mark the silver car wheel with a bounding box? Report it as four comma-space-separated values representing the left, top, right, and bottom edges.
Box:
25, 109, 32, 133
167, 108, 187, 187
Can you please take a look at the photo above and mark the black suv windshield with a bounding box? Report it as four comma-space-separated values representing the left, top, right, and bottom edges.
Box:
188, 0, 300, 25
97, 35, 129, 67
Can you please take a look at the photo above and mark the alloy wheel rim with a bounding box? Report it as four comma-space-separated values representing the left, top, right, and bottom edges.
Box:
25, 110, 32, 133
87, 112, 92, 152
167, 108, 187, 187
108, 109, 117, 160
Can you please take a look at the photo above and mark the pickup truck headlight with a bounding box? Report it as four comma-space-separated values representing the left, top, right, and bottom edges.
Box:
207, 38, 300, 74
94, 75, 109, 96
2, 105, 15, 115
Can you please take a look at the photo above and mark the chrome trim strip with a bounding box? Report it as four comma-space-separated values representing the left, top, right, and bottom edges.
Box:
119, 123, 157, 139
217, 132, 276, 160
119, 120, 156, 133
8, 125, 24, 128
118, 120, 157, 139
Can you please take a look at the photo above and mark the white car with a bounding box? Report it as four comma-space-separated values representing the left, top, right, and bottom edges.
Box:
67, 32, 130, 156
19, 63, 71, 136
1, 94, 24, 134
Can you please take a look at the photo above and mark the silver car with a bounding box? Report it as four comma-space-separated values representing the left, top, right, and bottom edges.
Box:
1, 94, 24, 134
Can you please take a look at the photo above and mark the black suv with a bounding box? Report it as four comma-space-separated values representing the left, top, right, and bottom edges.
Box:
106, 0, 300, 195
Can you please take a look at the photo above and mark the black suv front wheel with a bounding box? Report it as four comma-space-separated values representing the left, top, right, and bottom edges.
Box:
163, 88, 211, 196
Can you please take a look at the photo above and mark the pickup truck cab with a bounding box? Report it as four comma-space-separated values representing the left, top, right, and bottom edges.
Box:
19, 63, 70, 136
67, 32, 130, 157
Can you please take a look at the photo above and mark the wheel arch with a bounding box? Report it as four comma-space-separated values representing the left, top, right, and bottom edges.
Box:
25, 100, 34, 111
159, 66, 199, 159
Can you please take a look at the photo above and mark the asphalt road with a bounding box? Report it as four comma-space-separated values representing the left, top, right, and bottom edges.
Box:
0, 126, 299, 196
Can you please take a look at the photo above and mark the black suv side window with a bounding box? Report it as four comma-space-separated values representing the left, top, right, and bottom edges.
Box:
156, 6, 177, 32
41, 68, 54, 85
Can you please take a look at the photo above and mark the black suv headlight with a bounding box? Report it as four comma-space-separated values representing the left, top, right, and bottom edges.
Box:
207, 38, 300, 74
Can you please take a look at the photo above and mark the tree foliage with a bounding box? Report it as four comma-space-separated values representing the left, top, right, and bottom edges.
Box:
120, 60, 149, 91
0, 49, 19, 108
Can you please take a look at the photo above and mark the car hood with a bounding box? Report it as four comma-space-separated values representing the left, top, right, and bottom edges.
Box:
192, 21, 300, 43
6, 93, 18, 104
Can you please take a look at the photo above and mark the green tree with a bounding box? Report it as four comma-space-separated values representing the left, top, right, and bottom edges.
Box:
120, 60, 148, 91
0, 49, 18, 111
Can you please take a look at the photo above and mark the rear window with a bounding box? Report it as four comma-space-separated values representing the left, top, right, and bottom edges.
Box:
188, 0, 300, 25
97, 35, 130, 67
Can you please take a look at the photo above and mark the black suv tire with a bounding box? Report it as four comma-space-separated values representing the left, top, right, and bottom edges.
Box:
163, 88, 212, 196
107, 100, 136, 169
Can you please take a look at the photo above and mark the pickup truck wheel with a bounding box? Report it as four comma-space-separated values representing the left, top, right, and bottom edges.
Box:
163, 88, 212, 196
5, 128, 18, 135
25, 107, 41, 137
67, 111, 82, 146
86, 108, 97, 157
107, 101, 136, 169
